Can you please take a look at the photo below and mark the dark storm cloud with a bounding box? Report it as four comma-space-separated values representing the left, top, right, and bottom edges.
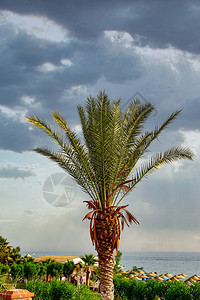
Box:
0, 25, 73, 107
0, 22, 142, 108
0, 114, 29, 152
0, 15, 143, 151
0, 0, 199, 53
179, 97, 200, 130
0, 0, 199, 152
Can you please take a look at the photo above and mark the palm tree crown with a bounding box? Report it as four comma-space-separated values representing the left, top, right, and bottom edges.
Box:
27, 92, 193, 252
27, 91, 193, 300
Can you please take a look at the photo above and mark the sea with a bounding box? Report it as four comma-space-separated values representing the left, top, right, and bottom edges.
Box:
21, 251, 200, 278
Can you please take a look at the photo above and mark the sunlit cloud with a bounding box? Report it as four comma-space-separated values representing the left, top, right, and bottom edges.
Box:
0, 105, 27, 123
37, 62, 59, 72
104, 30, 200, 73
104, 30, 134, 48
0, 10, 69, 42
21, 96, 35, 105
180, 129, 200, 156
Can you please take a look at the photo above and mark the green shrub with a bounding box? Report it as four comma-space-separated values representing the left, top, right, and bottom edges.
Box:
23, 262, 38, 280
130, 280, 146, 300
49, 280, 75, 300
75, 284, 101, 300
10, 263, 24, 280
144, 280, 163, 300
165, 281, 192, 300
190, 282, 200, 300
27, 280, 51, 300
114, 275, 199, 300
47, 262, 63, 280
27, 279, 101, 300
1, 265, 9, 274
114, 275, 129, 299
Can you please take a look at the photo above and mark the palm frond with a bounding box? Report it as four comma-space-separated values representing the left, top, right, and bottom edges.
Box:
27, 92, 194, 218
111, 110, 185, 194
116, 146, 194, 205
27, 115, 64, 148
34, 147, 97, 200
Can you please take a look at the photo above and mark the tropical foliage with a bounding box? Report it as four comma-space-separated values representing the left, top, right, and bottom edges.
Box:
27, 91, 194, 299
81, 254, 98, 286
0, 236, 21, 265
63, 260, 76, 281
114, 251, 123, 274
113, 275, 200, 300
26, 280, 101, 300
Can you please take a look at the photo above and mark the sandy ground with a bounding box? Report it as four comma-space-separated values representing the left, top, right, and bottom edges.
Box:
34, 255, 79, 263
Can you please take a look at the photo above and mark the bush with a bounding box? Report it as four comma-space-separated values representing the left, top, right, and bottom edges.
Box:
114, 275, 129, 299
26, 279, 101, 300
23, 262, 38, 280
113, 275, 199, 300
47, 262, 63, 280
1, 265, 9, 274
75, 284, 101, 300
10, 263, 24, 280
165, 281, 192, 300
190, 282, 200, 300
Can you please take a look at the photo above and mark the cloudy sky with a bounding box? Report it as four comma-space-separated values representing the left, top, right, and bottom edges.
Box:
0, 0, 200, 255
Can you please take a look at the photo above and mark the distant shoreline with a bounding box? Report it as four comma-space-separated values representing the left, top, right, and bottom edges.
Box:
34, 255, 79, 263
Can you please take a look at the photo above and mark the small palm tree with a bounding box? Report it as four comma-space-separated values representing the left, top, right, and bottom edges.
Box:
41, 258, 54, 282
27, 91, 193, 300
81, 254, 98, 286
0, 237, 21, 265
63, 260, 76, 281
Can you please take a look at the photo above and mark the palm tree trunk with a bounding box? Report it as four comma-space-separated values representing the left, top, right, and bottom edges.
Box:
86, 269, 90, 286
96, 213, 115, 300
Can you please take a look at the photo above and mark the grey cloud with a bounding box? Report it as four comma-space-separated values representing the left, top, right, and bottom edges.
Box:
24, 210, 38, 215
0, 164, 35, 179
0, 112, 38, 151
0, 0, 200, 53
0, 19, 144, 151
0, 23, 142, 108
179, 97, 200, 130
0, 0, 199, 153
126, 162, 200, 232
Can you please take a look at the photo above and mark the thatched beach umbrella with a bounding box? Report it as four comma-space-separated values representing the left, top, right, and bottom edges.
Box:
147, 272, 155, 277
154, 272, 160, 275
119, 270, 127, 274
170, 276, 180, 282
185, 278, 195, 285
174, 275, 185, 279
134, 276, 142, 281
180, 273, 187, 277
190, 275, 200, 281
165, 273, 173, 277
154, 276, 164, 282
185, 280, 193, 286
138, 270, 144, 274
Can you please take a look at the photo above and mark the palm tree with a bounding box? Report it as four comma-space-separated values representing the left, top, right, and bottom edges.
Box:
41, 258, 54, 282
0, 237, 11, 265
0, 236, 21, 265
81, 254, 98, 286
27, 91, 193, 300
63, 260, 76, 281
